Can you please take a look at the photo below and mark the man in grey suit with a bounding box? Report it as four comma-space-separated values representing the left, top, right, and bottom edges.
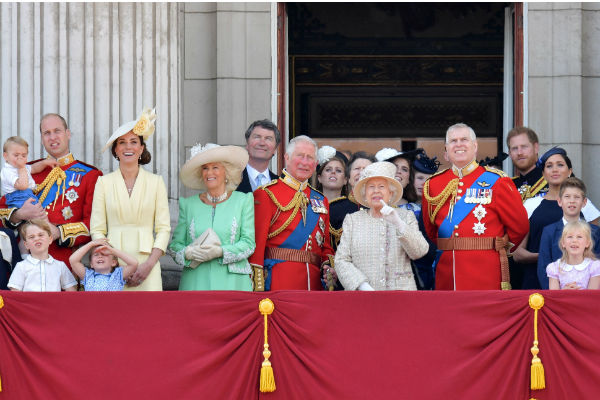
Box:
237, 119, 280, 193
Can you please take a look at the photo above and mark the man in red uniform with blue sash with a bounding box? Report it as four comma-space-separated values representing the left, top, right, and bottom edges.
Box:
0, 113, 102, 269
249, 135, 334, 291
422, 123, 528, 290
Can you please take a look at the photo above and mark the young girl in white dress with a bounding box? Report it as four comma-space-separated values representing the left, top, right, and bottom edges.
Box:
546, 220, 600, 290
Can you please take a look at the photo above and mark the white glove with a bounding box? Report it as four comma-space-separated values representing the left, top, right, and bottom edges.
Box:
380, 200, 407, 233
184, 243, 223, 264
358, 282, 375, 291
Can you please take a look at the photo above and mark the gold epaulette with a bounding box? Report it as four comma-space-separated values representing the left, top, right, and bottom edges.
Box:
258, 179, 278, 190
426, 167, 449, 182
0, 208, 14, 225
309, 185, 324, 196
484, 166, 508, 177
329, 196, 347, 205
59, 222, 90, 247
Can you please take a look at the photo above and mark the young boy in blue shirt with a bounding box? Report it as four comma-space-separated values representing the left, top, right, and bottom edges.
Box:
537, 177, 600, 289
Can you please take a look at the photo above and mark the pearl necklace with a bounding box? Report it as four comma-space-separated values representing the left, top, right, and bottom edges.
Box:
207, 191, 228, 203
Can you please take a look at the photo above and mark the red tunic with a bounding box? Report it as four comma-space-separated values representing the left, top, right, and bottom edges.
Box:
0, 154, 102, 269
422, 164, 528, 290
249, 173, 334, 290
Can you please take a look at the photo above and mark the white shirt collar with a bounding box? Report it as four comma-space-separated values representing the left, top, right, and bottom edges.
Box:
25, 254, 55, 265
246, 164, 270, 181
561, 258, 590, 272
562, 217, 584, 225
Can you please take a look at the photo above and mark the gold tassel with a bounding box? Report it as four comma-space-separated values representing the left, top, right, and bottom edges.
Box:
529, 293, 545, 390
259, 298, 276, 392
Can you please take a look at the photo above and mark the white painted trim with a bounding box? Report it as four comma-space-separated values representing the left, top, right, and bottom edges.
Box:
502, 6, 514, 174
270, 2, 279, 172
523, 3, 529, 126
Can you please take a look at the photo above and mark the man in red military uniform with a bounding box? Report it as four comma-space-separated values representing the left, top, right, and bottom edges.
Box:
249, 135, 334, 291
422, 123, 528, 290
0, 113, 102, 269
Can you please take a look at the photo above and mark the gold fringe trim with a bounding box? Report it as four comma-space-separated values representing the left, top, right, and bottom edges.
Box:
529, 293, 546, 390
423, 177, 459, 223
264, 188, 308, 239
259, 298, 276, 392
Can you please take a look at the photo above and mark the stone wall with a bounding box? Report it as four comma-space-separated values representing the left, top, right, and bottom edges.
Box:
528, 2, 600, 203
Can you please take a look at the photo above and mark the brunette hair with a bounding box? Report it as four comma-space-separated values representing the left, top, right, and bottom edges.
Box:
507, 126, 539, 147
19, 219, 52, 240
559, 177, 587, 198
111, 134, 152, 165
316, 157, 348, 197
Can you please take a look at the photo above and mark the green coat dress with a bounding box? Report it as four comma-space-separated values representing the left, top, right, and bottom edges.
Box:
169, 191, 255, 291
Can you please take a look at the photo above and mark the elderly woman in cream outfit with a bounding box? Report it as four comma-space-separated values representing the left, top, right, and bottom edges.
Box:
90, 108, 171, 291
334, 162, 428, 291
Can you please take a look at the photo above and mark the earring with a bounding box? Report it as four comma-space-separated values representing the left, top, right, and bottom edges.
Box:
225, 179, 229, 183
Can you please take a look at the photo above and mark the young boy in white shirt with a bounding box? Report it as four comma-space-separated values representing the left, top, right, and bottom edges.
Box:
7, 219, 77, 292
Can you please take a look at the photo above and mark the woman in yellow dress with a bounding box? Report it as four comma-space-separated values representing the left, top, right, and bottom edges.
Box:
90, 108, 171, 291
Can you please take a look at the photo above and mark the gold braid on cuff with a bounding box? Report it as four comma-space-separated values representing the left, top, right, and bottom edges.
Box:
59, 222, 90, 247
252, 264, 265, 292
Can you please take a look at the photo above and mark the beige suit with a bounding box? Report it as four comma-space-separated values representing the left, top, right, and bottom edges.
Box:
335, 208, 428, 291
90, 168, 171, 291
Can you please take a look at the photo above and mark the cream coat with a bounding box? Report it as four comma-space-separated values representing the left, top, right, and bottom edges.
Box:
90, 168, 171, 291
335, 208, 428, 290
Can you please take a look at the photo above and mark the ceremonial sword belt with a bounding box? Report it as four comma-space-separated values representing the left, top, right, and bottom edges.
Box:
437, 234, 512, 290
266, 247, 321, 266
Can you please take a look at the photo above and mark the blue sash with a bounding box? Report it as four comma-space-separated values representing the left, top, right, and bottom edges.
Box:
263, 189, 323, 290
438, 171, 500, 239
38, 162, 94, 208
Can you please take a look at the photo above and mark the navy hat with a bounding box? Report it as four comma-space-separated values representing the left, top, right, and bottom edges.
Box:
536, 146, 567, 169
478, 152, 509, 168
413, 150, 440, 174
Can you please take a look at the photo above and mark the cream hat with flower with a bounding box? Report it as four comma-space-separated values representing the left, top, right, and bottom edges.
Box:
353, 161, 404, 207
179, 143, 249, 191
103, 108, 157, 152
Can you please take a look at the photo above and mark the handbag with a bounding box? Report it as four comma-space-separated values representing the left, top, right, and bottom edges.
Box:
189, 228, 221, 269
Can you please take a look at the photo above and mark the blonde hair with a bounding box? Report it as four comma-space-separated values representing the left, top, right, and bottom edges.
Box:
19, 219, 52, 240
3, 136, 29, 152
559, 220, 596, 265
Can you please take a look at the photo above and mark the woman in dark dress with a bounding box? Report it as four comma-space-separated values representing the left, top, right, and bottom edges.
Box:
514, 147, 600, 289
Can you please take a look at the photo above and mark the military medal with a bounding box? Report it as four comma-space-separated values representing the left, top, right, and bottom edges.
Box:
315, 230, 323, 247
64, 188, 79, 204
62, 206, 74, 220
472, 204, 487, 235
310, 198, 327, 214
319, 217, 325, 232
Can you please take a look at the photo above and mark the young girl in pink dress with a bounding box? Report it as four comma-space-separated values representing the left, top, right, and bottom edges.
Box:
546, 220, 600, 290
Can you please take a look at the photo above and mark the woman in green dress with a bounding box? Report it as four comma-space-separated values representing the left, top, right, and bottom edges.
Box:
169, 143, 255, 290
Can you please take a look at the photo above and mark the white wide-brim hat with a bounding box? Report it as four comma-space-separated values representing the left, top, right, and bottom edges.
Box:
353, 161, 404, 207
179, 143, 249, 190
102, 107, 157, 152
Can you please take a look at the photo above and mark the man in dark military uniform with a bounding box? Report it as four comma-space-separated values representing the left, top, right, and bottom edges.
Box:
507, 126, 548, 202
249, 135, 334, 291
0, 113, 102, 269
